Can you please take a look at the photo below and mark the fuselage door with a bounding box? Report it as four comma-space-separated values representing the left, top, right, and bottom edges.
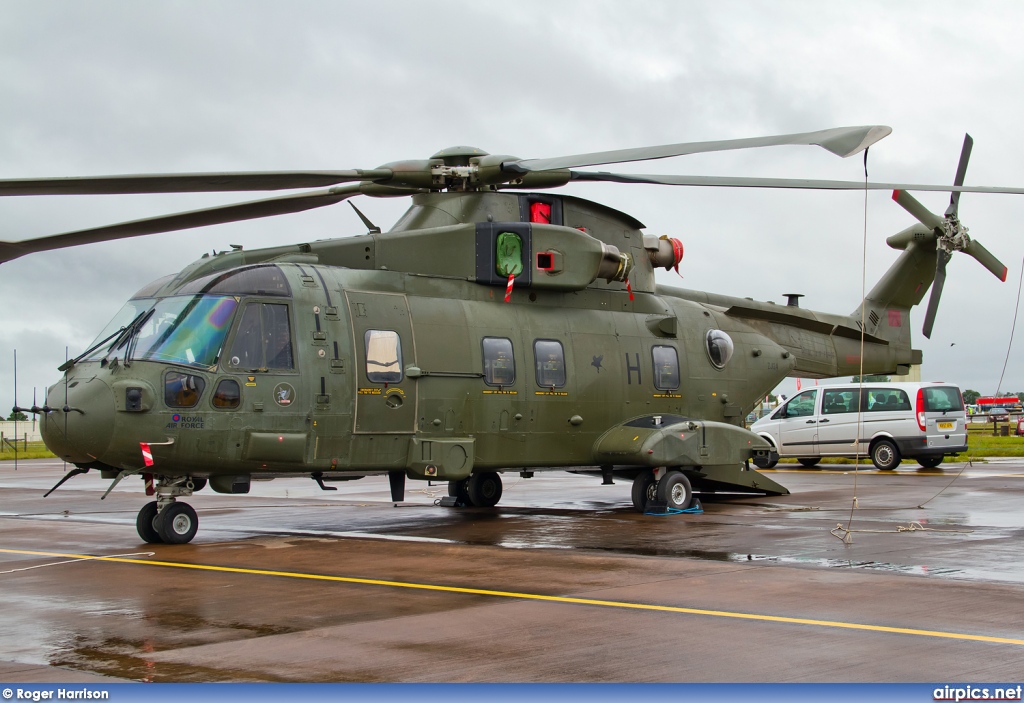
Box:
346, 291, 417, 434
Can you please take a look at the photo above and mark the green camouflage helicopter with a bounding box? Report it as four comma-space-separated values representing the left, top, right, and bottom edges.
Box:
1, 126, 1014, 544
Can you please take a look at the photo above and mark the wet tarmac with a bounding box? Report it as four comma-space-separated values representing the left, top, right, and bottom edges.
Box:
2, 458, 1024, 682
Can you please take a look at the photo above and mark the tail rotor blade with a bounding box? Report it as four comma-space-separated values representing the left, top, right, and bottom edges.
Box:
966, 239, 1009, 281
948, 134, 974, 217
892, 189, 943, 230
922, 250, 951, 339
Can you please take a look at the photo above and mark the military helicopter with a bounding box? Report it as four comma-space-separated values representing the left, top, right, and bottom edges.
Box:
1, 125, 1016, 545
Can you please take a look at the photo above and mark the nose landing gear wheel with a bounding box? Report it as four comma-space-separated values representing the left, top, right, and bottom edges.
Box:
155, 502, 199, 544
136, 501, 163, 544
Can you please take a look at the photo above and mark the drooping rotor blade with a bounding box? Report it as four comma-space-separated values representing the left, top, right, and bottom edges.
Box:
948, 134, 973, 216
0, 185, 361, 264
965, 239, 1008, 281
567, 170, 1024, 196
891, 189, 944, 230
508, 125, 892, 173
0, 170, 393, 197
922, 249, 951, 339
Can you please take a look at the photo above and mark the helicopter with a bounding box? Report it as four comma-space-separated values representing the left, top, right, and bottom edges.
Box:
1, 125, 1016, 545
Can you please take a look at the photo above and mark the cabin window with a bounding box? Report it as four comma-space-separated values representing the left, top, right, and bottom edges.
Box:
866, 389, 911, 412
164, 371, 206, 408
651, 346, 680, 391
482, 337, 515, 386
534, 339, 566, 388
365, 330, 403, 383
227, 302, 294, 370
212, 379, 241, 409
705, 329, 734, 369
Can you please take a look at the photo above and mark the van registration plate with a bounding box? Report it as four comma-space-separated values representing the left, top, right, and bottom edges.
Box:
937, 421, 955, 431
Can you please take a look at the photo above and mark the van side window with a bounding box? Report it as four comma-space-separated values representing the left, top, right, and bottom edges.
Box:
482, 337, 515, 386
784, 389, 817, 418
651, 346, 680, 391
822, 389, 860, 415
365, 330, 403, 383
534, 339, 566, 388
866, 389, 911, 412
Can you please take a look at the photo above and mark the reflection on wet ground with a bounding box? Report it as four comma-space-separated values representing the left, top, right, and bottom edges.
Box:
3, 459, 1024, 682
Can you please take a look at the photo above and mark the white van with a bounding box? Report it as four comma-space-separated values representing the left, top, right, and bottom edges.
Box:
751, 382, 967, 470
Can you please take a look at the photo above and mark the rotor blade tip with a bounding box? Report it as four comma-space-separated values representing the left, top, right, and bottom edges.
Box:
892, 189, 900, 201
1001, 267, 1008, 283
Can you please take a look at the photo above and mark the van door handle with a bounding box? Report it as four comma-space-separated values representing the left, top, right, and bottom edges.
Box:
806, 419, 816, 424
819, 418, 830, 423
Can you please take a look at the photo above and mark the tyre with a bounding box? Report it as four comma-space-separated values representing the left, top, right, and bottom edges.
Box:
797, 458, 820, 468
631, 470, 657, 512
189, 477, 207, 492
871, 439, 901, 471
448, 479, 470, 504
466, 472, 503, 507
136, 501, 163, 544
656, 471, 693, 510
754, 452, 779, 469
917, 456, 943, 469
155, 502, 199, 544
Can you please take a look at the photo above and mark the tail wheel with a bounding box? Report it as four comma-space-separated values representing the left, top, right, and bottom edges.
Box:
136, 501, 163, 544
918, 456, 943, 469
631, 470, 657, 512
754, 451, 779, 469
155, 502, 199, 544
871, 439, 901, 470
656, 471, 693, 510
797, 458, 820, 468
466, 472, 503, 507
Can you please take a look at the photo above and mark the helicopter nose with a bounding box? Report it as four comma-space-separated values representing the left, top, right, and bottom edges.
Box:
40, 376, 115, 464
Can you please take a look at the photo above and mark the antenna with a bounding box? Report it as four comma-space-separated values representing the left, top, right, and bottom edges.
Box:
12, 350, 18, 471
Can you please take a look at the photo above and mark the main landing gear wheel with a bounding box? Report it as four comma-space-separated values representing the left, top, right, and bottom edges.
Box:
448, 479, 470, 505
466, 472, 503, 507
657, 471, 693, 510
136, 501, 163, 544
797, 458, 820, 468
871, 439, 901, 471
631, 469, 657, 512
155, 502, 199, 544
918, 456, 943, 469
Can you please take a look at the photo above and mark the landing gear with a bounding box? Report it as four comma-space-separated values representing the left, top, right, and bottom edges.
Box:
918, 456, 943, 469
136, 475, 201, 545
136, 501, 162, 544
631, 469, 657, 512
797, 457, 820, 468
156, 502, 199, 544
657, 471, 693, 510
448, 472, 503, 507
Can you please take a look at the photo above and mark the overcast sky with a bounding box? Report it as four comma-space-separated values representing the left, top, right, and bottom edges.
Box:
3, 0, 1024, 413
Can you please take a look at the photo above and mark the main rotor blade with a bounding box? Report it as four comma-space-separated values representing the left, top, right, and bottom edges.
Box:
0, 185, 361, 264
922, 250, 951, 339
0, 170, 393, 196
510, 125, 892, 173
948, 134, 973, 216
966, 239, 1009, 281
891, 190, 943, 231
569, 170, 1024, 196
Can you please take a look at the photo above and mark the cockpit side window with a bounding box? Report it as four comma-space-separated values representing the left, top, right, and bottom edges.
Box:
227, 302, 294, 371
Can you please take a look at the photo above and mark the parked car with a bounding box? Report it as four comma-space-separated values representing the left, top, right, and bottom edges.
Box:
752, 381, 967, 470
989, 407, 1010, 422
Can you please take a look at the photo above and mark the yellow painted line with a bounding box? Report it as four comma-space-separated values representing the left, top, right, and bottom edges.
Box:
2, 547, 1023, 647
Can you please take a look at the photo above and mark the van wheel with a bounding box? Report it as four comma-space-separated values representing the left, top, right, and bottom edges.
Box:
871, 439, 901, 470
797, 458, 820, 468
918, 456, 943, 469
